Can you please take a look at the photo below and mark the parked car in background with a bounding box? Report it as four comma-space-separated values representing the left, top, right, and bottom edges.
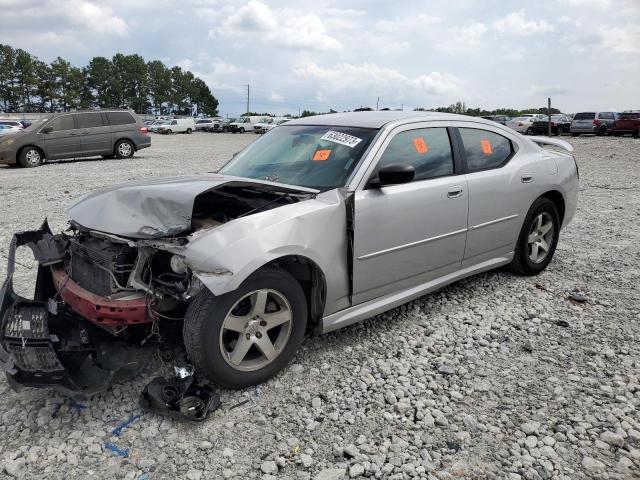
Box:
530, 115, 572, 136
229, 116, 268, 133
149, 120, 170, 133
481, 115, 510, 125
264, 118, 291, 132
0, 124, 23, 136
612, 111, 640, 137
570, 111, 620, 136
157, 117, 196, 134
195, 118, 221, 131
0, 109, 150, 168
0, 111, 578, 393
253, 117, 274, 134
0, 120, 24, 130
19, 120, 32, 128
506, 114, 545, 134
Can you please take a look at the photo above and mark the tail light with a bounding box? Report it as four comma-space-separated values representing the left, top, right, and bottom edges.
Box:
139, 127, 148, 135
592, 119, 601, 126
518, 122, 524, 127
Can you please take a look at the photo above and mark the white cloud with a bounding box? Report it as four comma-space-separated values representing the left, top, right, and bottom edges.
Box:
530, 85, 569, 96
269, 92, 283, 102
556, 0, 611, 8
436, 22, 487, 53
294, 60, 461, 100
71, 0, 128, 35
494, 10, 553, 36
375, 14, 441, 33
599, 25, 640, 55
214, 1, 341, 52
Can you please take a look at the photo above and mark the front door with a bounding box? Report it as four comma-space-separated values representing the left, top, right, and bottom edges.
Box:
352, 125, 468, 305
42, 114, 83, 159
76, 112, 112, 155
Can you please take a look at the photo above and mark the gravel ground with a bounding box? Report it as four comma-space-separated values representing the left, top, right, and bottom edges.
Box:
0, 133, 638, 480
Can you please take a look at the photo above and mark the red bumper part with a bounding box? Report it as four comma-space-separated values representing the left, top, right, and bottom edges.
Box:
51, 268, 152, 328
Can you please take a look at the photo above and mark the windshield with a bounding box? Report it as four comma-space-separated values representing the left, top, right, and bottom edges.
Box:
220, 125, 379, 191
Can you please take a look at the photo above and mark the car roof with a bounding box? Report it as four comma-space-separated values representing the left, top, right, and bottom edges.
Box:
285, 111, 494, 129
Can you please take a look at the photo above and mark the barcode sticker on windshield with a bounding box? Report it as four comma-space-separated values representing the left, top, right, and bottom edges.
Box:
321, 130, 362, 148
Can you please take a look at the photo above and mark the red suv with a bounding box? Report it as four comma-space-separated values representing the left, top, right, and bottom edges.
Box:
613, 111, 640, 137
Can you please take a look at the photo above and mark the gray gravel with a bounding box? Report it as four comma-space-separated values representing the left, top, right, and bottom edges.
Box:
0, 133, 638, 479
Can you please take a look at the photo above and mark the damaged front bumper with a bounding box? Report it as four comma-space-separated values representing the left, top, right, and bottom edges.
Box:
0, 223, 149, 398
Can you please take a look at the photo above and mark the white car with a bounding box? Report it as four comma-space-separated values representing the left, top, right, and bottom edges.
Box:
264, 118, 290, 132
0, 124, 22, 136
157, 118, 196, 134
195, 118, 220, 131
506, 115, 546, 135
149, 120, 170, 133
229, 116, 270, 133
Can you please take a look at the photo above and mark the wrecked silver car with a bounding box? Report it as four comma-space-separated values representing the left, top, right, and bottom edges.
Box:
0, 112, 578, 395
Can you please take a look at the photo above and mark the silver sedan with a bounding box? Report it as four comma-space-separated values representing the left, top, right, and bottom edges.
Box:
0, 112, 579, 394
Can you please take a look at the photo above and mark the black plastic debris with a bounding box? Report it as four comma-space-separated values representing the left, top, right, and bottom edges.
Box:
555, 319, 570, 328
139, 373, 220, 422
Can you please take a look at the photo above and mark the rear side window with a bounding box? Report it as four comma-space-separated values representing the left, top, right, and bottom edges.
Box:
76, 113, 105, 128
599, 112, 613, 120
377, 128, 454, 182
459, 128, 513, 172
106, 112, 136, 125
196, 119, 210, 124
48, 115, 75, 132
574, 112, 596, 120
621, 112, 639, 120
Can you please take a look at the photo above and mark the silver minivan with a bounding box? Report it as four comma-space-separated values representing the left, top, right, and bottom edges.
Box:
0, 109, 151, 167
570, 111, 620, 136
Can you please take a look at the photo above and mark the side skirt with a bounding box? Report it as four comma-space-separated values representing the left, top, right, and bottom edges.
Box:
320, 254, 513, 334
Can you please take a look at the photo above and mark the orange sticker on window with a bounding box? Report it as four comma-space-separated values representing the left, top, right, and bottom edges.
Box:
481, 140, 492, 155
312, 149, 331, 161
413, 137, 428, 154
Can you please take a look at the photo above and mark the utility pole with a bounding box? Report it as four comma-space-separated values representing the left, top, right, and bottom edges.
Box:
376, 97, 380, 110
547, 97, 552, 136
246, 84, 250, 115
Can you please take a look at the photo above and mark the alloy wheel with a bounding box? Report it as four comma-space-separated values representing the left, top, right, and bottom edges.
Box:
219, 289, 292, 372
25, 149, 41, 166
118, 142, 132, 157
527, 212, 554, 264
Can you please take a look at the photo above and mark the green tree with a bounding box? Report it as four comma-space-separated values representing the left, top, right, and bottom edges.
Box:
0, 44, 18, 112
14, 48, 40, 112
147, 60, 172, 114
112, 53, 148, 112
86, 56, 116, 107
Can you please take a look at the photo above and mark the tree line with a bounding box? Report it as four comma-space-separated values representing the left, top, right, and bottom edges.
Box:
0, 44, 218, 116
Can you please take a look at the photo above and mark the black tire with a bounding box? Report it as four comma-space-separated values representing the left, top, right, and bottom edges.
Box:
186, 128, 192, 134
222, 126, 229, 133
509, 197, 560, 276
239, 127, 245, 133
571, 133, 579, 137
184, 268, 307, 389
526, 127, 533, 135
18, 146, 44, 168
596, 125, 607, 136
114, 139, 135, 159
165, 129, 172, 135
634, 130, 639, 138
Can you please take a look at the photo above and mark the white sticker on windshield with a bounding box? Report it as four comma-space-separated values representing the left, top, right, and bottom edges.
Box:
321, 130, 363, 148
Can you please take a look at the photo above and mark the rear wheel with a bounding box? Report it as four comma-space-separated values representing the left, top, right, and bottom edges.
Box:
183, 268, 307, 388
596, 125, 607, 136
18, 146, 43, 168
239, 127, 245, 133
571, 133, 580, 137
186, 128, 192, 134
510, 197, 560, 276
526, 127, 533, 135
114, 140, 134, 159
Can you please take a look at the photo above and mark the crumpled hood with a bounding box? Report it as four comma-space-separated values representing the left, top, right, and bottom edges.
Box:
67, 173, 318, 239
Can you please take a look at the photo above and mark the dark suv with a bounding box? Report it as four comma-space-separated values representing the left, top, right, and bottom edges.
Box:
0, 109, 151, 168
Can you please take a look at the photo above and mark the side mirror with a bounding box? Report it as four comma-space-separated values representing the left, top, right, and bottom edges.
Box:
42, 126, 53, 134
371, 164, 415, 187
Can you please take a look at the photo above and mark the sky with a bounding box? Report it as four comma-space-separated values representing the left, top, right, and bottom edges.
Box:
1, 0, 638, 117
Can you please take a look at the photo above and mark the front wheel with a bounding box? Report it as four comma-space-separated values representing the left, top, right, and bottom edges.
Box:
18, 147, 43, 168
525, 127, 533, 135
509, 197, 560, 276
186, 128, 192, 134
183, 268, 307, 388
114, 140, 134, 159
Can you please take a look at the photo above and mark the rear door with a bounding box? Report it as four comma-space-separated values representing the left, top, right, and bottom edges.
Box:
457, 125, 536, 267
352, 123, 468, 304
106, 111, 137, 145
42, 114, 83, 159
572, 112, 595, 131
76, 112, 112, 155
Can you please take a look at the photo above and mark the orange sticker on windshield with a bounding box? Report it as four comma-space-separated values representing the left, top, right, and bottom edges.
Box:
312, 149, 331, 161
481, 140, 492, 154
413, 137, 428, 154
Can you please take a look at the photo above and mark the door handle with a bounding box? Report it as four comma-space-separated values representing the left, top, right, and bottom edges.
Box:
447, 186, 464, 198
521, 175, 533, 183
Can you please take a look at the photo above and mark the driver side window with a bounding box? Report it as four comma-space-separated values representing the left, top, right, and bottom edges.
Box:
376, 127, 454, 182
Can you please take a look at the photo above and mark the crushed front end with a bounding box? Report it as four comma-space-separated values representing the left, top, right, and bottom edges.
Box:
0, 221, 193, 398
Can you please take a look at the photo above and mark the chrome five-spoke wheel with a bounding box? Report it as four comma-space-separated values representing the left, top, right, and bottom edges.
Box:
527, 212, 554, 264
220, 289, 292, 371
